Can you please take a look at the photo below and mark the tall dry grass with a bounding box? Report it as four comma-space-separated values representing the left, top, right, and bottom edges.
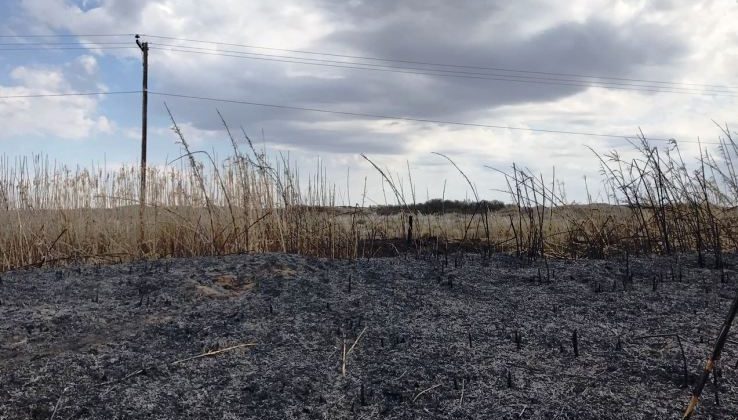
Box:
1, 124, 737, 272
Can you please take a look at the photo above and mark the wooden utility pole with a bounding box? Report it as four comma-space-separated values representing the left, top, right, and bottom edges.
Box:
135, 34, 149, 255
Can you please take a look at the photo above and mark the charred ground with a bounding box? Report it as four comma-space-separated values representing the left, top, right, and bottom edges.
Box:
1, 252, 737, 419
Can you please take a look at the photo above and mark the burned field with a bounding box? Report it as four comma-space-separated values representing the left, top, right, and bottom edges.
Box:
1, 252, 737, 419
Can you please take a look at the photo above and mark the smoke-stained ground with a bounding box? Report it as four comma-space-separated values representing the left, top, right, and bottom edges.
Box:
1, 252, 737, 419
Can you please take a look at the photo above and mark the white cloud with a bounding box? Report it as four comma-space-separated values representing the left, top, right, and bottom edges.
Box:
19, 0, 334, 50
152, 121, 223, 147
10, 66, 65, 89
76, 55, 98, 75
0, 65, 111, 140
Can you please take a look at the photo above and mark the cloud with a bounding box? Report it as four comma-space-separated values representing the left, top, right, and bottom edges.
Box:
10, 0, 738, 201
76, 55, 98, 75
11, 64, 67, 86
0, 62, 112, 140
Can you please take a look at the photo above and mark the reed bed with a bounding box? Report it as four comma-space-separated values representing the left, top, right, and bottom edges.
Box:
1, 125, 738, 272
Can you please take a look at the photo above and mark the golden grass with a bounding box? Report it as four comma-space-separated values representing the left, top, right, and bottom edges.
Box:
2, 128, 738, 271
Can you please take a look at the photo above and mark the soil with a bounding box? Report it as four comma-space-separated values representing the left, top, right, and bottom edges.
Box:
1, 252, 737, 419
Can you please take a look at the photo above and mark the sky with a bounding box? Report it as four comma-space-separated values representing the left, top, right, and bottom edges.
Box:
0, 0, 736, 205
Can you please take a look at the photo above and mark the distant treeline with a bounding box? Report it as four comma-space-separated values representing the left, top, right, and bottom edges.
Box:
371, 199, 506, 215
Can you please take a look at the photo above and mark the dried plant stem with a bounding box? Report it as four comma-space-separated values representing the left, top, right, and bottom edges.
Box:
171, 342, 257, 365
412, 383, 441, 403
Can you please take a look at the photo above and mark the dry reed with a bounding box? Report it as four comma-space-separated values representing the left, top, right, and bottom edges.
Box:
2, 125, 737, 272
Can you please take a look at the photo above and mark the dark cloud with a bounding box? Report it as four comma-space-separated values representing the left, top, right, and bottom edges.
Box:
266, 129, 409, 155
158, 99, 410, 156
325, 16, 684, 88
140, 1, 687, 155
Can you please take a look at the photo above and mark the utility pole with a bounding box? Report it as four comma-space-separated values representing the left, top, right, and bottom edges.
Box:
135, 34, 149, 255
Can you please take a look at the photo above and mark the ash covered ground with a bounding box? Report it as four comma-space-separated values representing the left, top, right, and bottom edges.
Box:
1, 252, 737, 419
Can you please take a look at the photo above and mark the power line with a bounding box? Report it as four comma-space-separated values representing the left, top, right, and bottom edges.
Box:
149, 90, 717, 144
0, 32, 721, 145
151, 43, 734, 94
0, 33, 133, 38
150, 46, 736, 98
3, 32, 734, 91
141, 33, 737, 91
0, 41, 130, 46
0, 88, 715, 145
152, 43, 736, 95
0, 91, 140, 99
0, 46, 137, 51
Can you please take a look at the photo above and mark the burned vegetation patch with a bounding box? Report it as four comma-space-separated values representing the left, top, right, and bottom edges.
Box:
0, 252, 737, 419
